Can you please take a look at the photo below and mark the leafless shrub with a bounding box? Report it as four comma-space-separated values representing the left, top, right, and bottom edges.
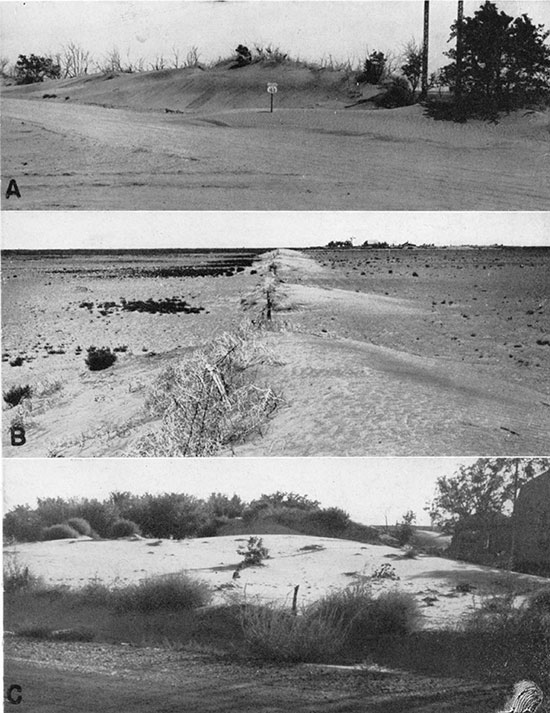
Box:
129, 323, 282, 457
183, 46, 201, 68
61, 42, 92, 78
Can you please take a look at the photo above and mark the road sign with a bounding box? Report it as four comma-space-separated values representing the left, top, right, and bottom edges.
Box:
267, 83, 278, 94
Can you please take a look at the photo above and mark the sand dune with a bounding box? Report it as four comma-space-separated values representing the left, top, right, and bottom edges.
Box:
2, 64, 548, 210
5, 534, 547, 631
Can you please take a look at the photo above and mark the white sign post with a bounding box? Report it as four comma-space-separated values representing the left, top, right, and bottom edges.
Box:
267, 83, 278, 113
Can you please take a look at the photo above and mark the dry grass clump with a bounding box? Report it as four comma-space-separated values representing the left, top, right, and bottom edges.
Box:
312, 583, 420, 642
111, 572, 212, 613
240, 602, 348, 663
130, 323, 282, 457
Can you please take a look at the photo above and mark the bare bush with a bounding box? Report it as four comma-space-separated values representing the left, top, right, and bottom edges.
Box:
61, 42, 92, 78
129, 323, 281, 457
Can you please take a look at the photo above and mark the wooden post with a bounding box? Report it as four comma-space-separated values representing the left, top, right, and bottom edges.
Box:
270, 92, 274, 113
421, 1, 430, 100
291, 585, 299, 615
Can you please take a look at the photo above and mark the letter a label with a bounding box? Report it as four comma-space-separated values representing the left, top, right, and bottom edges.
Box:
6, 179, 21, 199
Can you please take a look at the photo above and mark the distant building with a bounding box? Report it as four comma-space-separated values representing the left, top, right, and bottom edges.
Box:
514, 470, 550, 575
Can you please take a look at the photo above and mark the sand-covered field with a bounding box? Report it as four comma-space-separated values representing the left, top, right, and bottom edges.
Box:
2, 65, 549, 210
2, 247, 549, 457
4, 534, 549, 713
4, 534, 548, 629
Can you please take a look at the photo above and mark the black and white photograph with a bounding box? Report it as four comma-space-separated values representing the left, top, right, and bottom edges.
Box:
2, 212, 549, 458
3, 456, 550, 712
1, 0, 550, 210
2, 0, 549, 710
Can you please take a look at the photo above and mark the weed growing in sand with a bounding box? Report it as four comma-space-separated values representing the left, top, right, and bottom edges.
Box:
129, 323, 282, 457
237, 537, 269, 567
85, 346, 117, 371
3, 384, 32, 408
371, 563, 400, 580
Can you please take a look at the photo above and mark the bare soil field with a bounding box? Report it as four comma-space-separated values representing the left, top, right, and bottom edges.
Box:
4, 535, 549, 712
2, 247, 549, 457
2, 65, 549, 210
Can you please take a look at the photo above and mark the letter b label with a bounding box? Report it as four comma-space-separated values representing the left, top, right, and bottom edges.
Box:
10, 425, 26, 446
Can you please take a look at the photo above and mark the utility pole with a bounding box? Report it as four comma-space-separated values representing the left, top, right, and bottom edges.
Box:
421, 0, 430, 100
455, 0, 464, 113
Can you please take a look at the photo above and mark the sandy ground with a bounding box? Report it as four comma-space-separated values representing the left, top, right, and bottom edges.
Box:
5, 534, 547, 631
4, 533, 549, 713
3, 640, 518, 713
2, 247, 549, 457
2, 94, 548, 210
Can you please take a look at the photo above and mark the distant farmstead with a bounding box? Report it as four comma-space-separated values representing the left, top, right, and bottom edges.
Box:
514, 470, 550, 575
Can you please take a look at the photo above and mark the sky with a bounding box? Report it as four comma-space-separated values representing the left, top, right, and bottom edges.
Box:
2, 0, 550, 72
2, 456, 476, 525
2, 211, 549, 249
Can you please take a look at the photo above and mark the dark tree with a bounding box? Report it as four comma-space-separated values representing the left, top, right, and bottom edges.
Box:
358, 51, 386, 84
442, 1, 550, 118
427, 458, 550, 533
401, 41, 423, 96
14, 54, 61, 84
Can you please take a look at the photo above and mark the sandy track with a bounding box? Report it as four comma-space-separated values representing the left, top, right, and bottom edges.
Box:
4, 646, 508, 713
3, 99, 548, 210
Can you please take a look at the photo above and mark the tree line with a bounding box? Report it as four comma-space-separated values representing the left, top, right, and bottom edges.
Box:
2, 3, 549, 119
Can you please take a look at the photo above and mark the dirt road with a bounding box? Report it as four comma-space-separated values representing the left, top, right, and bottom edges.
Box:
3, 99, 548, 210
4, 639, 507, 713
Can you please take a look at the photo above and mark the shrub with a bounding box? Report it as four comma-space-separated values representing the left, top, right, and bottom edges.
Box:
241, 603, 347, 663
85, 346, 117, 371
371, 563, 400, 580
3, 555, 41, 592
110, 519, 140, 538
131, 324, 281, 456
312, 584, 420, 645
395, 523, 414, 546
237, 536, 269, 567
66, 517, 93, 537
305, 507, 350, 536
112, 572, 212, 613
41, 523, 80, 540
3, 384, 32, 407
373, 76, 414, 108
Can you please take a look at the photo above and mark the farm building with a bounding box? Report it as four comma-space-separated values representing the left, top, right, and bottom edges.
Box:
513, 470, 550, 575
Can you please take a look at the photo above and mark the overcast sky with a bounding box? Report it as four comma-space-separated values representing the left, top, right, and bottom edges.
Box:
2, 1, 550, 71
3, 457, 475, 525
3, 211, 549, 249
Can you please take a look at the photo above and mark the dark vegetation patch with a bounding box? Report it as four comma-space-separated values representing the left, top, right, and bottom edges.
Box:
3, 384, 33, 407
85, 346, 117, 371
79, 296, 205, 316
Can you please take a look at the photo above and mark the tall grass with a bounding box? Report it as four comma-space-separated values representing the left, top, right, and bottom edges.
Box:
3, 553, 42, 592
240, 602, 348, 663
241, 584, 421, 663
130, 323, 281, 457
312, 583, 420, 643
112, 573, 212, 613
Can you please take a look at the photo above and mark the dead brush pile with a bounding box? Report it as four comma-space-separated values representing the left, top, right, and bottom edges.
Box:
129, 324, 282, 456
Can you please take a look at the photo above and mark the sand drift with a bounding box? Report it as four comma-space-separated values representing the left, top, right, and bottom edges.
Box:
2, 247, 549, 457
2, 83, 548, 210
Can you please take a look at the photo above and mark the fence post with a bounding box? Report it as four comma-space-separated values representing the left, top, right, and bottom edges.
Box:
292, 585, 299, 615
